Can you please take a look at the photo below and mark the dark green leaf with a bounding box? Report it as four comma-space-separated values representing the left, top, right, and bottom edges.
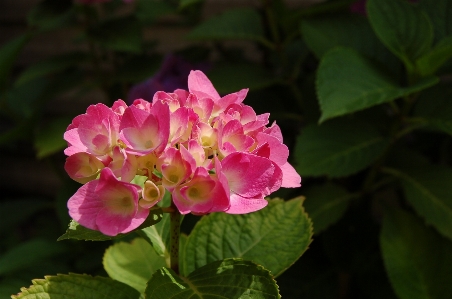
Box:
0, 33, 32, 89
317, 47, 438, 122
27, 0, 75, 32
181, 197, 312, 277
381, 208, 452, 299
34, 117, 72, 159
146, 259, 280, 299
58, 208, 162, 241
135, 0, 175, 24
103, 238, 166, 293
186, 8, 269, 45
303, 183, 354, 234
416, 36, 452, 76
383, 164, 452, 240
367, 0, 433, 68
294, 119, 388, 177
12, 273, 140, 299
418, 0, 452, 42
179, 0, 204, 10
0, 240, 64, 275
6, 77, 50, 119
0, 198, 50, 232
208, 63, 277, 94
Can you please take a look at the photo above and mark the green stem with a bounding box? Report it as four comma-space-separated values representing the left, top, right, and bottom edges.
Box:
169, 198, 181, 275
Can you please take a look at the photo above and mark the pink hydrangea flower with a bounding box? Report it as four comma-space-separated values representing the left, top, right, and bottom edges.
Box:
64, 70, 301, 235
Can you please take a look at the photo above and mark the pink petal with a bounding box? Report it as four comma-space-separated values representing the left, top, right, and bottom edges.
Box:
188, 70, 220, 100
225, 194, 268, 214
280, 162, 301, 188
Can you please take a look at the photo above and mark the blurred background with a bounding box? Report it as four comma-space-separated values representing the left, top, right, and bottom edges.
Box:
1, 0, 451, 298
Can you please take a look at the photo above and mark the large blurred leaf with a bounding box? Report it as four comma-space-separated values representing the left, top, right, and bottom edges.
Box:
0, 33, 32, 89
208, 63, 277, 94
383, 164, 452, 240
294, 119, 388, 177
418, 0, 452, 42
15, 52, 88, 86
135, 0, 175, 24
381, 208, 452, 299
300, 14, 395, 66
27, 0, 75, 32
181, 198, 312, 277
303, 183, 354, 234
58, 208, 162, 241
317, 47, 438, 122
89, 16, 142, 53
146, 259, 280, 299
186, 8, 269, 45
103, 238, 166, 293
367, 0, 433, 68
0, 240, 64, 275
12, 273, 140, 299
34, 117, 72, 159
6, 77, 49, 119
416, 36, 452, 76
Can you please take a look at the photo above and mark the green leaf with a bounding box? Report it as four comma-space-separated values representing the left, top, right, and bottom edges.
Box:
140, 213, 171, 263
380, 208, 452, 299
58, 209, 163, 241
6, 77, 49, 119
416, 36, 452, 76
146, 259, 280, 299
181, 197, 312, 277
135, 0, 175, 24
300, 14, 395, 65
103, 238, 166, 293
367, 0, 433, 68
413, 83, 452, 135
303, 183, 354, 234
27, 0, 75, 32
89, 16, 142, 53
0, 239, 64, 275
0, 33, 32, 89
11, 273, 140, 299
34, 117, 72, 159
15, 52, 88, 86
316, 47, 438, 122
179, 0, 203, 10
383, 164, 452, 240
186, 8, 269, 45
207, 63, 277, 94
418, 0, 452, 42
294, 119, 388, 177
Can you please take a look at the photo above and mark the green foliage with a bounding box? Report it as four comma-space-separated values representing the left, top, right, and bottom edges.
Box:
146, 259, 280, 299
316, 47, 438, 122
103, 238, 166, 293
11, 273, 140, 299
181, 198, 312, 277
294, 119, 388, 177
381, 208, 452, 299
34, 117, 73, 159
0, 33, 32, 90
135, 0, 175, 24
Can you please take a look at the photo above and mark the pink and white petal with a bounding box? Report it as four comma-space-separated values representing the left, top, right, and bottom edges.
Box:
225, 194, 268, 214
67, 180, 103, 231
256, 132, 289, 165
188, 70, 220, 100
280, 162, 301, 188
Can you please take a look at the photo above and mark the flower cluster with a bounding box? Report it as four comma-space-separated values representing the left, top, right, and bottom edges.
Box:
64, 70, 300, 236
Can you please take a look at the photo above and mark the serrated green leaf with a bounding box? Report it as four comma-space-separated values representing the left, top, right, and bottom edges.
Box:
418, 0, 452, 42
294, 119, 388, 177
89, 16, 142, 53
186, 8, 269, 45
207, 63, 277, 94
0, 240, 64, 275
34, 117, 72, 159
146, 259, 280, 299
0, 33, 32, 89
140, 213, 171, 263
103, 238, 166, 293
181, 197, 312, 277
300, 14, 395, 65
380, 208, 452, 299
135, 0, 175, 24
317, 47, 438, 122
303, 183, 354, 234
367, 0, 433, 68
383, 164, 452, 240
58, 209, 163, 241
12, 273, 140, 299
416, 36, 452, 76
15, 52, 88, 87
